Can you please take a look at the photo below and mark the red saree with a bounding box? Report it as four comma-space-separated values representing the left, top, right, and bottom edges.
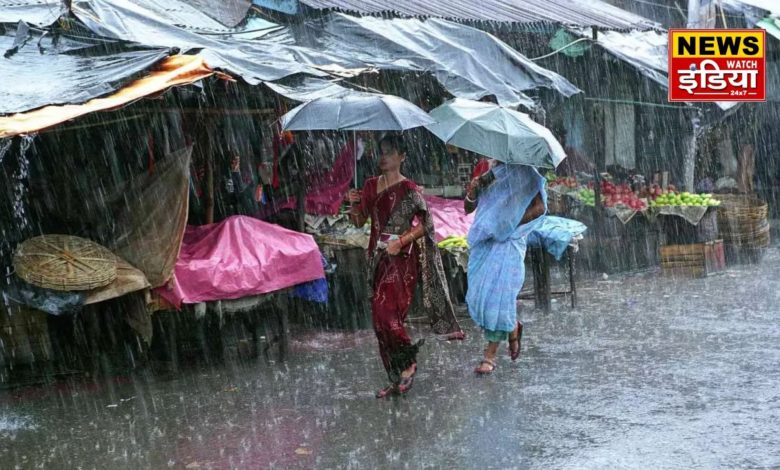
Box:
357, 177, 464, 382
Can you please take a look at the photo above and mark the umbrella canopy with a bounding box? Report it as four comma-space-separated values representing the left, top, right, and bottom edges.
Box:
425, 98, 567, 169
281, 93, 435, 131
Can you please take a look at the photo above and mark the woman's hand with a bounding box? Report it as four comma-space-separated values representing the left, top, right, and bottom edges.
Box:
347, 189, 362, 204
386, 239, 403, 256
465, 177, 481, 200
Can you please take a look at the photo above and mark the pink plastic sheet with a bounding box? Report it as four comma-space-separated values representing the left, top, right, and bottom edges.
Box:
424, 195, 474, 242
155, 216, 325, 308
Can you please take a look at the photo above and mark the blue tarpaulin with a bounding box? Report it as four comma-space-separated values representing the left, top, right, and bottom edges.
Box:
527, 216, 588, 261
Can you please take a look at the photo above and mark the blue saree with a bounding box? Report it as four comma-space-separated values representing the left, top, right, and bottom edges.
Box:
466, 164, 547, 333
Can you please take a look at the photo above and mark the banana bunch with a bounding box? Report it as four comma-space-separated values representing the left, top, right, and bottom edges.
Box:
437, 236, 469, 250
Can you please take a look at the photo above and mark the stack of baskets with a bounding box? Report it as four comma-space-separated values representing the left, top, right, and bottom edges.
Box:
716, 194, 771, 262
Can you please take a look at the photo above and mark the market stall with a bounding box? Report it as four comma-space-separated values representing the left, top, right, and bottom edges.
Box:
546, 170, 728, 277
152, 215, 327, 361
306, 212, 373, 330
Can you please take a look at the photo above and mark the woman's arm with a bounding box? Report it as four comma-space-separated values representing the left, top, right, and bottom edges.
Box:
520, 192, 545, 224
464, 179, 479, 214
348, 188, 368, 227
464, 170, 496, 214
401, 224, 426, 246
386, 220, 426, 256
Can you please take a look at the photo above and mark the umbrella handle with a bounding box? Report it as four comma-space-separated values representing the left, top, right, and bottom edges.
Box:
354, 131, 358, 190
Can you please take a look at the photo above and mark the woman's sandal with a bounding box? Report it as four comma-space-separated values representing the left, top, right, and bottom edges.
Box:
474, 358, 497, 375
508, 321, 523, 362
397, 363, 417, 394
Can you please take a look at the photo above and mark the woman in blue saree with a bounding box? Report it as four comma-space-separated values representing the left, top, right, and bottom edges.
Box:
465, 160, 547, 374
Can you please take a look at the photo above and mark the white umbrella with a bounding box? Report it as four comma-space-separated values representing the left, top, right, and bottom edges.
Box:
281, 93, 435, 131
281, 93, 434, 187
425, 98, 566, 169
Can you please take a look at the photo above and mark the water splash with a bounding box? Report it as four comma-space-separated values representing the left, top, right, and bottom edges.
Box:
0, 139, 11, 165
11, 136, 34, 230
0, 414, 37, 435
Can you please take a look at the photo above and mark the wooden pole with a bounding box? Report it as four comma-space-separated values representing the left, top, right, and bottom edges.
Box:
293, 144, 306, 232
205, 147, 215, 224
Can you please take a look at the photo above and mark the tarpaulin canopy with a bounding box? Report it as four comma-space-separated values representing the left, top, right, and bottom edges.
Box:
260, 0, 660, 31
71, 0, 278, 38
1, 3, 580, 135
758, 17, 780, 40
155, 215, 325, 308
292, 14, 581, 107
723, 0, 779, 18
0, 0, 65, 26
0, 22, 171, 115
69, 0, 338, 83
575, 28, 738, 111
67, 2, 580, 103
0, 54, 214, 138
264, 77, 356, 101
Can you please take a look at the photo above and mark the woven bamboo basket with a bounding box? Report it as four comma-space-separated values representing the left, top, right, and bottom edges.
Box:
716, 194, 771, 248
13, 234, 117, 291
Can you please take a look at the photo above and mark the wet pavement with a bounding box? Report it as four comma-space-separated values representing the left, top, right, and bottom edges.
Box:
1, 249, 779, 469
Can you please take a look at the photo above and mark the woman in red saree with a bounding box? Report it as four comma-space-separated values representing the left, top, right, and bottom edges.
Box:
349, 134, 464, 398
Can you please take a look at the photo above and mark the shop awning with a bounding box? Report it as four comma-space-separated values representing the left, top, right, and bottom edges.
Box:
575, 28, 738, 111
0, 0, 65, 26
0, 55, 214, 138
290, 14, 581, 107
2, 2, 581, 136
257, 0, 659, 31
0, 22, 173, 115
69, 2, 579, 105
264, 77, 358, 101
757, 17, 780, 40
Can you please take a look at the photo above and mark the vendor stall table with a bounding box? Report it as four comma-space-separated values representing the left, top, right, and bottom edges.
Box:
318, 241, 372, 330
518, 245, 577, 312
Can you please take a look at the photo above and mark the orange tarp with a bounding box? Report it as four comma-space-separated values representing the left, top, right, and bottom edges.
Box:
0, 55, 214, 139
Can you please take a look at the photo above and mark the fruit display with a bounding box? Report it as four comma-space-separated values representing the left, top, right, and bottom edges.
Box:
577, 188, 596, 207
596, 181, 647, 211
548, 176, 578, 190
649, 191, 721, 207
642, 183, 677, 199
437, 236, 469, 250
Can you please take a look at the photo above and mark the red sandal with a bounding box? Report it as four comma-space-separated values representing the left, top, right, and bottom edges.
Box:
376, 383, 398, 399
508, 321, 523, 362
397, 363, 417, 394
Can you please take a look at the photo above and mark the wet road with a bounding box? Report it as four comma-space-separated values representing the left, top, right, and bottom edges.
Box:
1, 249, 779, 469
